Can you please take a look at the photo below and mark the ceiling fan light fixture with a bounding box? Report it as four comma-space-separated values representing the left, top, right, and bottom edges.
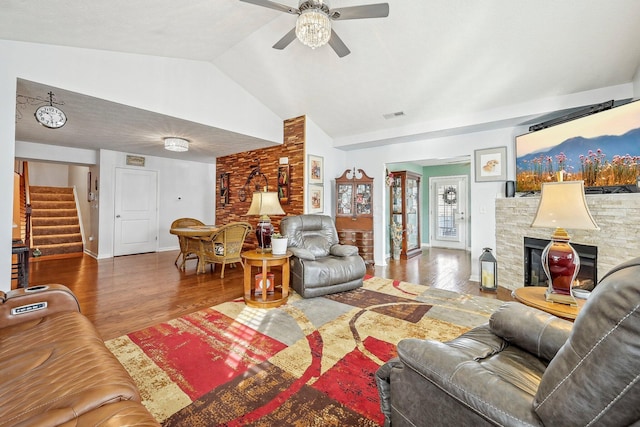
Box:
164, 137, 189, 152
296, 8, 331, 49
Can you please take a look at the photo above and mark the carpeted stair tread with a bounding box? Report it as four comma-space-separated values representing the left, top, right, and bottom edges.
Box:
31, 224, 81, 235
32, 216, 80, 226
30, 186, 75, 195
33, 233, 83, 246
31, 208, 79, 217
29, 186, 83, 258
31, 200, 77, 209
34, 242, 84, 257
29, 193, 75, 202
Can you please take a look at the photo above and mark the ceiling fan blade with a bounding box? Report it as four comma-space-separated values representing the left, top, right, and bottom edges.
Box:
273, 27, 297, 50
239, 0, 299, 15
328, 30, 351, 58
329, 3, 389, 20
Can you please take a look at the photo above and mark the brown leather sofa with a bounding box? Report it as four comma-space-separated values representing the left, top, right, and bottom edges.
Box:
376, 257, 640, 426
0, 284, 159, 427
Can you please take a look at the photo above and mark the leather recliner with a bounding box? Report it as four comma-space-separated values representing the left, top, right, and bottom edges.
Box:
376, 257, 640, 426
279, 214, 366, 298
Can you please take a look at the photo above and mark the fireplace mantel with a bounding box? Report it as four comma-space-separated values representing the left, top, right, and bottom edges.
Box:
495, 193, 640, 291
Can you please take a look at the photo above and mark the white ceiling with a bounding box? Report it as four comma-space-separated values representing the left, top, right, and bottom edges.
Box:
4, 0, 640, 163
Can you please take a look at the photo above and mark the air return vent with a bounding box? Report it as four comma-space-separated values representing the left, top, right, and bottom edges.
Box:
383, 111, 405, 120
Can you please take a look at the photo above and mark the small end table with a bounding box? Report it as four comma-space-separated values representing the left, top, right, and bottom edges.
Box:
513, 286, 586, 321
241, 250, 292, 308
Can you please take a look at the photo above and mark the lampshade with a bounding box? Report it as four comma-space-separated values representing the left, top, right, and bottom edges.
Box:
246, 192, 285, 218
247, 191, 285, 252
164, 137, 189, 152
296, 8, 331, 49
530, 181, 599, 305
531, 181, 599, 231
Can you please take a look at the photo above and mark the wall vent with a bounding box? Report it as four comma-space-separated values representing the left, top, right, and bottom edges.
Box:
383, 111, 405, 120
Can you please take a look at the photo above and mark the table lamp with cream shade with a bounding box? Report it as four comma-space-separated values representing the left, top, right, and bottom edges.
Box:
530, 181, 599, 306
246, 191, 285, 252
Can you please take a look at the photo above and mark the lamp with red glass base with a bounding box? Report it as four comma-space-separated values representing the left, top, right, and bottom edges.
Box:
246, 191, 285, 253
530, 181, 599, 306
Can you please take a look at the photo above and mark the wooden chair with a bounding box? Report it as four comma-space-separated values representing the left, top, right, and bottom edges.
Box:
171, 217, 205, 270
194, 222, 252, 278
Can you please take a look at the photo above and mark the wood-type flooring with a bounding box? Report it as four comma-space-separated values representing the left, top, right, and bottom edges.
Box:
28, 248, 512, 340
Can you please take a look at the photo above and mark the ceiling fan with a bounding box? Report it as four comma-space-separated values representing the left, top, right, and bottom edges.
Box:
239, 0, 389, 57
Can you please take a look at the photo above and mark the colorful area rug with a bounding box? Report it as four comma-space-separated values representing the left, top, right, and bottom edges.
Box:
106, 276, 504, 426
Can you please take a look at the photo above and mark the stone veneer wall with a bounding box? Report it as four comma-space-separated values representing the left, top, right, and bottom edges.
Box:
495, 193, 640, 291
215, 116, 305, 248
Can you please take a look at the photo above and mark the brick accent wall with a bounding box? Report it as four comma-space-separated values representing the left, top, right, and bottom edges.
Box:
495, 194, 640, 290
215, 116, 305, 247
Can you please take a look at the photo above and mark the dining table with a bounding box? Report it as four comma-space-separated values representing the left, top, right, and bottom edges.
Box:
170, 225, 219, 271
169, 225, 218, 238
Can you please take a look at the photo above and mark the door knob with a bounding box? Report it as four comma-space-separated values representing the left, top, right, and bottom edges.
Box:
116, 215, 121, 218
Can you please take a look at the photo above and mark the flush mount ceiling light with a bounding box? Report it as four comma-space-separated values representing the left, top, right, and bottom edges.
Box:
164, 137, 189, 152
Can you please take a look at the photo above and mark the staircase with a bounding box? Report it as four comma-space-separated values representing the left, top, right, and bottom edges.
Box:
30, 186, 84, 258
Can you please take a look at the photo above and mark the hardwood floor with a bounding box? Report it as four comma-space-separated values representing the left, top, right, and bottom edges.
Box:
28, 247, 512, 340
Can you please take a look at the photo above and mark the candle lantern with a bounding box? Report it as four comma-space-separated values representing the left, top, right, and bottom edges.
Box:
479, 247, 497, 292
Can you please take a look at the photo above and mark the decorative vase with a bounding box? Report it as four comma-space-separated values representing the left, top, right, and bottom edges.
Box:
393, 242, 401, 260
271, 237, 288, 255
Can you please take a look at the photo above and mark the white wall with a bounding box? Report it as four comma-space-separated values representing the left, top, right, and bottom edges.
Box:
350, 128, 513, 273
305, 116, 348, 215
97, 150, 216, 259
347, 81, 637, 277
634, 66, 640, 99
1, 39, 282, 290
28, 161, 70, 187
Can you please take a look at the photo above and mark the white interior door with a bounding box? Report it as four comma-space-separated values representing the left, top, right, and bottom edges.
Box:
114, 168, 158, 256
430, 175, 467, 250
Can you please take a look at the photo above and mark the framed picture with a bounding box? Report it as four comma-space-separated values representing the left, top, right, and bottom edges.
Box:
308, 155, 323, 184
309, 184, 324, 213
219, 172, 230, 206
475, 146, 507, 182
277, 165, 290, 204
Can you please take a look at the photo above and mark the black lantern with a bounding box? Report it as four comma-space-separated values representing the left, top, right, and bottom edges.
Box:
479, 247, 497, 292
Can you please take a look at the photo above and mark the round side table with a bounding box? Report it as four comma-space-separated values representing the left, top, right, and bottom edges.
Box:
241, 250, 292, 308
513, 286, 586, 321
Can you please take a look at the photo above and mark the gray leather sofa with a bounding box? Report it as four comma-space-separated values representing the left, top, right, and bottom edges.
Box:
279, 215, 366, 298
376, 257, 640, 426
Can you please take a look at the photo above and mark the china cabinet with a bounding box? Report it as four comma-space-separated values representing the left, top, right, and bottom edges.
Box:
390, 171, 422, 259
335, 168, 374, 265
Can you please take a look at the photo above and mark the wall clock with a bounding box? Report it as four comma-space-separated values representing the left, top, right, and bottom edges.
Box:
35, 105, 67, 129
34, 91, 67, 129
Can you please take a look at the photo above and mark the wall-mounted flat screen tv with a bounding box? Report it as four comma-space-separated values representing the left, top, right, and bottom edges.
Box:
516, 99, 640, 193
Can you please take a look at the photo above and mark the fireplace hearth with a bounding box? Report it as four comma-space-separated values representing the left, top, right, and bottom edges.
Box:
524, 237, 597, 290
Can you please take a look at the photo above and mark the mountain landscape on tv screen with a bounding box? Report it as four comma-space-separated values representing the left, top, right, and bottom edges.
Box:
516, 127, 640, 174
515, 126, 640, 192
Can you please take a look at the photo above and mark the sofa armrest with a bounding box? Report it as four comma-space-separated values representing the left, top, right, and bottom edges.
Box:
489, 301, 573, 361
329, 244, 359, 257
376, 357, 404, 427
0, 284, 81, 329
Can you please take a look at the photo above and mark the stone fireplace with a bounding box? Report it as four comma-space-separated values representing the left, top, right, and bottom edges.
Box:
495, 193, 640, 291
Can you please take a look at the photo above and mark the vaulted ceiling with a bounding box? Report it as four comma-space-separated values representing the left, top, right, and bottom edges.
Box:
4, 1, 640, 162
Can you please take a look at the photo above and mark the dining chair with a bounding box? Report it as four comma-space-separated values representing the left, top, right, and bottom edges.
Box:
195, 222, 252, 278
171, 217, 205, 270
